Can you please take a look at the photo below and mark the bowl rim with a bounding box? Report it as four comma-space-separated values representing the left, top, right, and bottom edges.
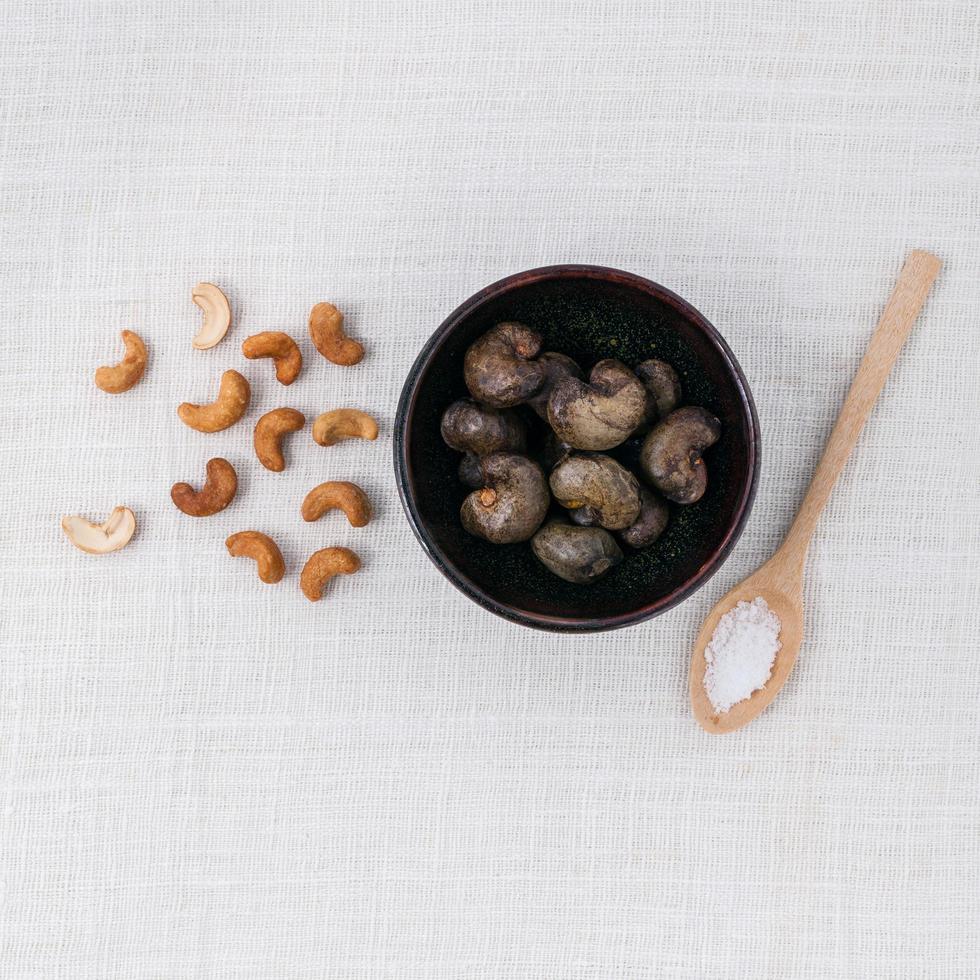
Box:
393, 264, 761, 633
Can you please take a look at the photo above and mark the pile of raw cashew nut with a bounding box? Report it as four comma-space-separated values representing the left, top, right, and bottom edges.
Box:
62, 284, 377, 602
442, 322, 721, 584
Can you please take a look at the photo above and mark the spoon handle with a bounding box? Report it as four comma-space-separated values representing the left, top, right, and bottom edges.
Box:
782, 250, 941, 558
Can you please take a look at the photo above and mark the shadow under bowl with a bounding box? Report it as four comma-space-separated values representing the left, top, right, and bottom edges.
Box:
394, 265, 760, 632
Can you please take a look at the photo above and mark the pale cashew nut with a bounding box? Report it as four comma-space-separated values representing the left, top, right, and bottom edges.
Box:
171, 458, 238, 516
191, 282, 232, 350
254, 408, 305, 471
309, 302, 364, 366
226, 531, 285, 584
242, 332, 302, 385
301, 481, 372, 527
312, 408, 378, 447
300, 546, 361, 602
62, 506, 136, 554
94, 330, 147, 393
177, 370, 250, 432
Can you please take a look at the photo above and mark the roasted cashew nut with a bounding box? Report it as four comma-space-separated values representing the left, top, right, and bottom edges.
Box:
639, 406, 721, 504
242, 332, 303, 385
312, 408, 379, 447
300, 546, 361, 602
171, 458, 238, 516
94, 330, 147, 393
301, 481, 372, 527
226, 531, 285, 583
549, 454, 641, 530
254, 408, 305, 471
177, 370, 250, 432
62, 506, 136, 554
191, 283, 232, 350
547, 358, 648, 451
309, 302, 364, 366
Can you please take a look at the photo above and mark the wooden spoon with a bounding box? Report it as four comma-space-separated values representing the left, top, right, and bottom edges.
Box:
689, 250, 942, 733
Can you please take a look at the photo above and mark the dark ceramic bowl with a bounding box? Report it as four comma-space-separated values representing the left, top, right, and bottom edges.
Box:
394, 265, 760, 632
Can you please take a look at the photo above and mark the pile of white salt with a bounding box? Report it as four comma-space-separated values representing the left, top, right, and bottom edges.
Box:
703, 596, 782, 713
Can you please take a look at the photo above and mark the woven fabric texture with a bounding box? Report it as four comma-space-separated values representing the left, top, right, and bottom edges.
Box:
2, 2, 979, 977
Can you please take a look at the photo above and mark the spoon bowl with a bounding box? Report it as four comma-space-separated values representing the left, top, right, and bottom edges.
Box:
689, 558, 804, 733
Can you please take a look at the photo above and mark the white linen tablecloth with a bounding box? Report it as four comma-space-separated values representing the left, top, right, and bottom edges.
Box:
2, 2, 979, 977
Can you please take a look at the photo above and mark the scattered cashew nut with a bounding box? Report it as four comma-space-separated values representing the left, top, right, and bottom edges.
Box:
225, 531, 285, 584
253, 408, 305, 472
62, 506, 136, 554
309, 302, 364, 366
312, 408, 379, 447
301, 481, 372, 527
191, 282, 232, 350
177, 370, 251, 432
94, 330, 147, 393
242, 331, 302, 385
300, 546, 361, 602
171, 458, 238, 516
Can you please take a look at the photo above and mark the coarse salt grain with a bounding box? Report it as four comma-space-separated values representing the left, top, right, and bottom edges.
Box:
703, 596, 782, 713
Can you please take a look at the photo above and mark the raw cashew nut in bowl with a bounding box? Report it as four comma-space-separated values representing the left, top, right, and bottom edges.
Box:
463, 321, 545, 408
254, 408, 305, 471
177, 370, 251, 432
639, 406, 721, 505
191, 282, 232, 350
171, 458, 238, 516
460, 452, 549, 544
547, 358, 648, 451
225, 531, 285, 584
619, 487, 670, 549
94, 330, 147, 393
531, 520, 623, 584
301, 481, 372, 527
242, 332, 302, 385
300, 547, 361, 602
62, 506, 136, 554
312, 408, 379, 447
635, 358, 682, 426
549, 454, 641, 531
309, 302, 364, 366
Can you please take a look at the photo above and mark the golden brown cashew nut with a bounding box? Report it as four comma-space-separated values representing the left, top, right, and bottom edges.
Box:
225, 531, 285, 584
192, 282, 232, 349
301, 481, 372, 527
300, 546, 361, 602
94, 330, 147, 393
242, 332, 302, 385
254, 408, 305, 471
170, 458, 238, 516
312, 408, 379, 447
177, 370, 250, 432
309, 302, 364, 366
62, 506, 136, 554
